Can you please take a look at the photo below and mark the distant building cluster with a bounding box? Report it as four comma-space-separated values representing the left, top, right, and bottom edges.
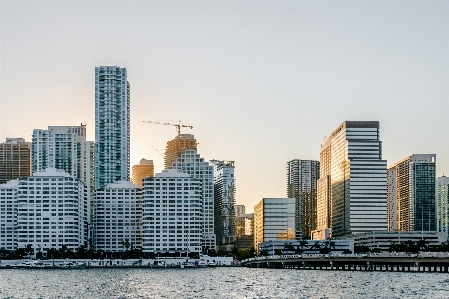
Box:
0, 66, 235, 257
254, 121, 448, 253
1, 67, 448, 257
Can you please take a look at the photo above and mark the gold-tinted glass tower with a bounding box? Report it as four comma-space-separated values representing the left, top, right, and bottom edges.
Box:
164, 134, 197, 169
0, 138, 31, 184
131, 159, 154, 188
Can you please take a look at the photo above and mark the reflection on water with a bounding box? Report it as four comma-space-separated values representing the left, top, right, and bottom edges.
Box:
0, 268, 448, 298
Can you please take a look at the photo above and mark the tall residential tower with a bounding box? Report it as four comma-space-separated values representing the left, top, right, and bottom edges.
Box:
95, 66, 130, 189
387, 154, 436, 231
0, 138, 31, 184
286, 159, 320, 239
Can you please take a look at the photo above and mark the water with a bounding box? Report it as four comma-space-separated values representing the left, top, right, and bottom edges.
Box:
0, 268, 448, 298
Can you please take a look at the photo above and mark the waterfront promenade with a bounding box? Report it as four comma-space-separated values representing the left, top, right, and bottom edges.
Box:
241, 252, 449, 272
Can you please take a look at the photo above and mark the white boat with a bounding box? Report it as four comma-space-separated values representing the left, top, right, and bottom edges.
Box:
197, 260, 208, 268
11, 261, 33, 269
59, 261, 87, 269
207, 261, 217, 267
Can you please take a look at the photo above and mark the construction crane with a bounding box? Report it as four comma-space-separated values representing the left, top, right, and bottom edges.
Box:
143, 120, 193, 134
151, 146, 164, 158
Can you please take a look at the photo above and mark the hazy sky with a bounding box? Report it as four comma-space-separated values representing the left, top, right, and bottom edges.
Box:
1, 1, 449, 212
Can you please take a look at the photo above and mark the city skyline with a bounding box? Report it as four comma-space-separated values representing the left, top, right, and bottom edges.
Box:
2, 2, 449, 212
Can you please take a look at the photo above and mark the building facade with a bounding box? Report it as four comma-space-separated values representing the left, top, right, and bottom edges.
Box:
259, 239, 354, 255
316, 121, 388, 237
95, 66, 130, 189
32, 126, 95, 224
437, 175, 449, 233
0, 180, 18, 251
387, 154, 436, 231
94, 181, 142, 252
316, 137, 331, 233
16, 168, 87, 255
210, 160, 235, 246
253, 198, 295, 251
164, 134, 197, 169
286, 159, 320, 239
142, 169, 203, 256
132, 159, 154, 188
0, 138, 31, 185
169, 150, 216, 250
353, 231, 447, 252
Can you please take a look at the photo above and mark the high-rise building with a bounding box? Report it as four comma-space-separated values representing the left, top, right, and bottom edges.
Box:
32, 125, 95, 224
253, 198, 295, 251
132, 159, 154, 188
0, 180, 18, 251
142, 169, 203, 257
170, 150, 216, 250
437, 175, 449, 233
95, 66, 130, 189
0, 138, 31, 184
210, 160, 235, 246
16, 168, 87, 255
316, 137, 331, 233
164, 134, 197, 169
94, 181, 142, 252
388, 154, 436, 231
316, 121, 388, 237
286, 159, 320, 239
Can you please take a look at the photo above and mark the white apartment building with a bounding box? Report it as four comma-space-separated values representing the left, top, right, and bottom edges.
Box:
142, 169, 203, 256
94, 181, 142, 252
170, 150, 216, 250
32, 126, 95, 224
95, 66, 130, 189
437, 175, 449, 233
16, 168, 87, 255
0, 180, 18, 251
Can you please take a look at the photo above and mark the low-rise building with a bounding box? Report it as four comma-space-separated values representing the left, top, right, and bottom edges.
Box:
254, 198, 295, 251
94, 181, 142, 252
353, 231, 447, 252
259, 239, 354, 255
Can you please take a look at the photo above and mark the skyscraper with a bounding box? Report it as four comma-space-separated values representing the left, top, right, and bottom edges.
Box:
210, 160, 236, 246
0, 138, 31, 184
170, 150, 216, 250
131, 159, 154, 188
286, 159, 320, 239
316, 121, 388, 237
164, 134, 197, 169
95, 66, 130, 189
387, 154, 436, 231
436, 175, 449, 233
316, 137, 331, 234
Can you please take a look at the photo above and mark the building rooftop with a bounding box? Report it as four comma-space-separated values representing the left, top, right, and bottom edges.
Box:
32, 168, 72, 177
155, 169, 191, 178
105, 180, 139, 189
0, 180, 19, 188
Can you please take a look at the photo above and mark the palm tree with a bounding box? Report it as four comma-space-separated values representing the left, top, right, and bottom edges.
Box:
299, 239, 308, 251
311, 241, 321, 254
417, 238, 428, 252
283, 242, 294, 254
25, 244, 33, 259
121, 239, 130, 252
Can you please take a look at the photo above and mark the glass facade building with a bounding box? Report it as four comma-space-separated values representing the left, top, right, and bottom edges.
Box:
253, 198, 295, 251
437, 175, 449, 233
286, 159, 320, 240
388, 154, 436, 231
95, 66, 130, 189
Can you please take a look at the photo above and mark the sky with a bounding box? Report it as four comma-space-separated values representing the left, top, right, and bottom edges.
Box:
1, 1, 449, 212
